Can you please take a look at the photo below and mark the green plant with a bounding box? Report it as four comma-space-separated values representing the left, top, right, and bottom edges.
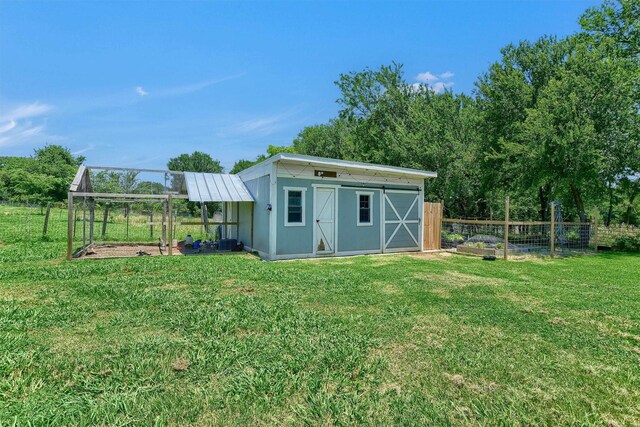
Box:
613, 235, 640, 252
443, 232, 464, 242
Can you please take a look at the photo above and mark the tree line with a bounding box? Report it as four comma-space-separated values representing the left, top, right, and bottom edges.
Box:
1, 0, 637, 224
232, 0, 639, 223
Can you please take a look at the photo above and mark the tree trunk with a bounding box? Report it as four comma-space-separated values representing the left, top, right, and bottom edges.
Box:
570, 183, 589, 248
626, 183, 638, 225
538, 185, 550, 221
605, 186, 614, 227
569, 183, 587, 223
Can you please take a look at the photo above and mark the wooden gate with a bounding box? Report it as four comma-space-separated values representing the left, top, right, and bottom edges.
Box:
423, 202, 442, 250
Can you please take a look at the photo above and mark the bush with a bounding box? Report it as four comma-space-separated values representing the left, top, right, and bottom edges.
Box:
443, 232, 464, 243
613, 235, 640, 252
464, 242, 485, 249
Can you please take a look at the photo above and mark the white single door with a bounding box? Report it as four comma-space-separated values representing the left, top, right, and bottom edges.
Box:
315, 188, 335, 254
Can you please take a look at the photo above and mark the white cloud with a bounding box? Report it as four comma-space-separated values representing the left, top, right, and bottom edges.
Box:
140, 73, 245, 99
416, 72, 438, 83
1, 102, 53, 121
0, 120, 16, 133
217, 110, 296, 138
71, 145, 95, 156
0, 102, 58, 148
413, 71, 455, 94
431, 81, 454, 93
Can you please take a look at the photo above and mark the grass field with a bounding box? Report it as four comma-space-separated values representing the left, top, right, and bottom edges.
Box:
1, 208, 640, 425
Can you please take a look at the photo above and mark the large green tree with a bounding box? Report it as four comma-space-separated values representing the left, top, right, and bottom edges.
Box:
166, 151, 223, 193
293, 63, 486, 217
0, 145, 85, 203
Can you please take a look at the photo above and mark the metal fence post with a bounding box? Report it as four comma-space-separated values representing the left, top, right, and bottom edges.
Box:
593, 209, 599, 252
550, 203, 555, 258
168, 194, 173, 256
42, 202, 51, 238
504, 196, 510, 261
67, 193, 73, 261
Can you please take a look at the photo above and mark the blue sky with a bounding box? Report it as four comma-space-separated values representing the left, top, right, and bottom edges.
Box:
0, 0, 600, 171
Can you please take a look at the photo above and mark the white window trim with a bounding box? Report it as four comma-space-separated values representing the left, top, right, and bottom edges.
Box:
284, 186, 307, 227
356, 191, 374, 227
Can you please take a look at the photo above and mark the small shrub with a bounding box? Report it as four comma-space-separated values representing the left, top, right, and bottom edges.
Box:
464, 242, 485, 249
613, 235, 640, 252
443, 232, 464, 242
495, 243, 503, 249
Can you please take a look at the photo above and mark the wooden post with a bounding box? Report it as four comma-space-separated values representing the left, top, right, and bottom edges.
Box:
101, 205, 109, 237
67, 193, 73, 261
203, 203, 209, 237
150, 208, 154, 239
503, 196, 510, 261
74, 204, 79, 237
89, 198, 95, 244
550, 203, 556, 258
42, 202, 51, 237
168, 194, 173, 256
593, 209, 599, 252
162, 201, 167, 247
82, 197, 87, 247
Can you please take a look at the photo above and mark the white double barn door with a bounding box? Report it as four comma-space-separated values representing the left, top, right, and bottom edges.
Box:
313, 186, 421, 255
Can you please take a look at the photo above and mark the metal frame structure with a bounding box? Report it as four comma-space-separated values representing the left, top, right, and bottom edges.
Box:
67, 165, 254, 260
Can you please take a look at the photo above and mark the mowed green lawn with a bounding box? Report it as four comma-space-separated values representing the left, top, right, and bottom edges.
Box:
1, 239, 639, 425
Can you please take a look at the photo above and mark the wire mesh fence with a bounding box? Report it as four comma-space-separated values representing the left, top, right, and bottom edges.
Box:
436, 196, 640, 259
2, 199, 639, 259
0, 200, 227, 247
441, 219, 599, 258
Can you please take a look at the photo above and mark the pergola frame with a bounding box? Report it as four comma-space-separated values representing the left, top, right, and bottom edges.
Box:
67, 165, 253, 260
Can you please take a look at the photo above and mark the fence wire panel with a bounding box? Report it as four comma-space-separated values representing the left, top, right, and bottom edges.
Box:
507, 223, 553, 256
441, 218, 599, 258
597, 224, 640, 249
0, 201, 68, 243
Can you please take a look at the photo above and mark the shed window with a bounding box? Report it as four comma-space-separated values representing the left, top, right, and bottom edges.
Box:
284, 187, 306, 226
356, 192, 374, 226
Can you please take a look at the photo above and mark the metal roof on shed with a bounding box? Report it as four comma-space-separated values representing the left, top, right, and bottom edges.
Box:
183, 172, 254, 203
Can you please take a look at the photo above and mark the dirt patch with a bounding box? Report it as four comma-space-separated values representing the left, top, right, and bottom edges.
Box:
549, 317, 568, 325
380, 284, 400, 295
415, 271, 505, 288
218, 279, 258, 295
501, 292, 548, 314
172, 357, 190, 372
445, 373, 466, 388
617, 331, 640, 342
0, 284, 45, 302
409, 251, 452, 260
378, 382, 402, 395
80, 244, 163, 259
